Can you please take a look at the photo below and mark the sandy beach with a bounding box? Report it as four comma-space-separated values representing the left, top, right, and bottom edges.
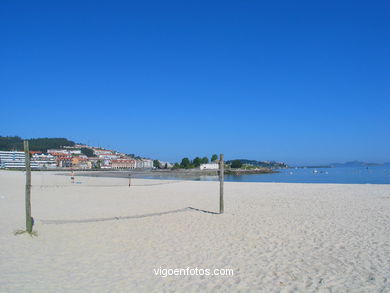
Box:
0, 170, 389, 293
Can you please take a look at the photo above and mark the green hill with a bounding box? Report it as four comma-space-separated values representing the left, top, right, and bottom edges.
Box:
0, 136, 75, 152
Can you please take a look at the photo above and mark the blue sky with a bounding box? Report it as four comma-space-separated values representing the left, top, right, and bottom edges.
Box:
1, 0, 389, 165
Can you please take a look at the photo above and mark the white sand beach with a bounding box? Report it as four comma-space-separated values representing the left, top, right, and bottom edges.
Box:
0, 170, 389, 293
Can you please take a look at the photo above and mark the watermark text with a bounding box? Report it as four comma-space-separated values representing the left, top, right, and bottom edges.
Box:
154, 267, 234, 278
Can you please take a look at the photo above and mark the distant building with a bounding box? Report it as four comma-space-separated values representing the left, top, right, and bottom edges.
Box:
71, 157, 91, 169
93, 149, 114, 156
31, 153, 57, 169
73, 144, 92, 149
0, 151, 38, 169
98, 154, 119, 160
145, 159, 153, 168
0, 151, 26, 168
47, 149, 69, 156
87, 157, 101, 168
199, 163, 219, 170
69, 149, 82, 155
158, 161, 173, 168
111, 159, 136, 169
57, 156, 72, 168
136, 159, 153, 169
100, 160, 112, 169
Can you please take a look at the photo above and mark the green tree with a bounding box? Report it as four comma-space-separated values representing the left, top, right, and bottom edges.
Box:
231, 160, 243, 169
193, 157, 202, 167
211, 154, 218, 162
0, 136, 75, 152
0, 136, 23, 151
180, 158, 191, 169
81, 147, 94, 157
93, 160, 102, 169
153, 160, 161, 168
173, 163, 180, 169
201, 157, 209, 164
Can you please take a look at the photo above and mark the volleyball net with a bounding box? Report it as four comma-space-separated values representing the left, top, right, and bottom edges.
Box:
30, 169, 223, 225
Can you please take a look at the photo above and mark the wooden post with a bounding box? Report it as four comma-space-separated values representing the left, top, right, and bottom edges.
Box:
219, 154, 224, 214
24, 140, 33, 233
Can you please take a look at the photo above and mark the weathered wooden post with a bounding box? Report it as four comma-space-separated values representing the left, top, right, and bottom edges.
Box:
70, 170, 75, 184
24, 140, 33, 233
219, 153, 224, 214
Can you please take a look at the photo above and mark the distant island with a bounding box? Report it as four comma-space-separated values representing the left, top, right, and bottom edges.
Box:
330, 161, 385, 167
300, 161, 390, 168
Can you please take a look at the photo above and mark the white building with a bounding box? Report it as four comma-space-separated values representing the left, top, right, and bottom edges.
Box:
199, 163, 219, 170
31, 153, 57, 169
69, 149, 82, 155
93, 149, 114, 156
100, 160, 112, 169
0, 151, 38, 169
47, 149, 70, 156
158, 161, 173, 168
98, 154, 120, 160
136, 159, 153, 169
143, 159, 153, 168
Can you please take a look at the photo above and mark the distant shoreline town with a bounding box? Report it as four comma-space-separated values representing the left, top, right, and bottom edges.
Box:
0, 136, 288, 173
0, 144, 155, 170
0, 136, 158, 170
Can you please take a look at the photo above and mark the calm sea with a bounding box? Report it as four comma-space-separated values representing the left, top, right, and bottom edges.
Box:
142, 166, 390, 184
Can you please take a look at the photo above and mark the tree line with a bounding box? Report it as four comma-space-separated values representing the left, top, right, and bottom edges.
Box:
0, 136, 75, 152
172, 154, 219, 169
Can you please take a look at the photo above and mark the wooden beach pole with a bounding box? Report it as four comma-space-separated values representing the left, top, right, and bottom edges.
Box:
128, 173, 132, 187
24, 140, 33, 233
219, 153, 224, 214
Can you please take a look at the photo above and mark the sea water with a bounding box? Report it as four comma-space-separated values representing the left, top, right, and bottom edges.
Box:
142, 166, 390, 184
222, 166, 390, 184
